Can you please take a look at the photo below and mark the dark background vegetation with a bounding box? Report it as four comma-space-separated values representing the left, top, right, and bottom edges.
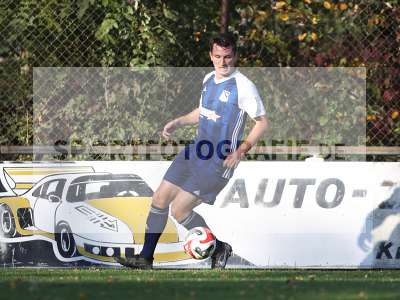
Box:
0, 0, 398, 159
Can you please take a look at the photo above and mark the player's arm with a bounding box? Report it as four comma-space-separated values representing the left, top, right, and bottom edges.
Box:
162, 108, 200, 139
223, 115, 268, 168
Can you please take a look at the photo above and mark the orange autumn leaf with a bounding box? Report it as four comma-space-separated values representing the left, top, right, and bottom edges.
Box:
311, 32, 318, 41
298, 32, 307, 41
324, 1, 332, 9
275, 1, 287, 9
280, 13, 289, 21
312, 16, 318, 24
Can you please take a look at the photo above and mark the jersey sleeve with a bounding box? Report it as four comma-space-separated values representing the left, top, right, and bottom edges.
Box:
237, 77, 266, 119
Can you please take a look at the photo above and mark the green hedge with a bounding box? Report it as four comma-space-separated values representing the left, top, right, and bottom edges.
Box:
0, 0, 398, 153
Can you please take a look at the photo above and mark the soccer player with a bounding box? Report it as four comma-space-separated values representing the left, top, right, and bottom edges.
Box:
117, 33, 268, 269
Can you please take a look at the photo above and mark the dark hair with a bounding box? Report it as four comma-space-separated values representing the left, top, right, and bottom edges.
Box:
209, 33, 237, 54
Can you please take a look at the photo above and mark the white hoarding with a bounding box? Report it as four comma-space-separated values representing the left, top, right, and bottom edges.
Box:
0, 161, 399, 268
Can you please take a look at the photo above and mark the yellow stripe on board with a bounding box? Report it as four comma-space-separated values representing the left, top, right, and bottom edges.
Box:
5, 167, 94, 176
35, 231, 55, 240
154, 251, 191, 262
15, 183, 33, 189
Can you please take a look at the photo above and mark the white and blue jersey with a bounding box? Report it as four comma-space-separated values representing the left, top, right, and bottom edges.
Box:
190, 69, 266, 179
164, 69, 265, 204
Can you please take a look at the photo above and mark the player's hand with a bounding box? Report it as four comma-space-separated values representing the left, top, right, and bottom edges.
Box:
162, 120, 178, 140
223, 141, 251, 169
223, 150, 244, 169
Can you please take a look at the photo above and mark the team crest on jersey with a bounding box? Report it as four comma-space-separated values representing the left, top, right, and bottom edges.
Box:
219, 90, 230, 102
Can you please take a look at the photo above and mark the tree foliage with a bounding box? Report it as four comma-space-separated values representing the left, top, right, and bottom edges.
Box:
0, 0, 398, 158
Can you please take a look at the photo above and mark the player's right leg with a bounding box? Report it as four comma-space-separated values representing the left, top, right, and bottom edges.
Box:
116, 149, 191, 268
115, 180, 180, 269
140, 180, 180, 259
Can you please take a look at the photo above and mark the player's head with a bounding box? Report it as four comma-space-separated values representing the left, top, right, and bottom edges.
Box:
209, 33, 238, 78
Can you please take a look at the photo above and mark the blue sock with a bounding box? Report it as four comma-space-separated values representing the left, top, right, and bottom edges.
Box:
179, 211, 208, 230
140, 205, 169, 260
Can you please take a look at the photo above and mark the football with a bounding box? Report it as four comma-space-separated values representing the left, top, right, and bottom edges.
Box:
183, 227, 217, 260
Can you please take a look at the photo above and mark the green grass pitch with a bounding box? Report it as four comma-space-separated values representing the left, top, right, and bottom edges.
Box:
0, 269, 400, 300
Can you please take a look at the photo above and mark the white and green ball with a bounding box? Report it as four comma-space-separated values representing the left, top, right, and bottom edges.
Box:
183, 227, 216, 260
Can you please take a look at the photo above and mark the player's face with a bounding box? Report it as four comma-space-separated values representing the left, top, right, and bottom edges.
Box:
209, 44, 237, 79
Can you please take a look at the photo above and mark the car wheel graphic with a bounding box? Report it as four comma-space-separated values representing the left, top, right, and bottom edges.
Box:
0, 204, 16, 238
55, 222, 77, 258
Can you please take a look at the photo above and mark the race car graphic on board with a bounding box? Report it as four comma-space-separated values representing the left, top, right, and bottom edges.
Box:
0, 172, 190, 265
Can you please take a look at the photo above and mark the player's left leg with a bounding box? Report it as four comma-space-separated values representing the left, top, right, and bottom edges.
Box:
170, 190, 203, 226
170, 190, 232, 269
